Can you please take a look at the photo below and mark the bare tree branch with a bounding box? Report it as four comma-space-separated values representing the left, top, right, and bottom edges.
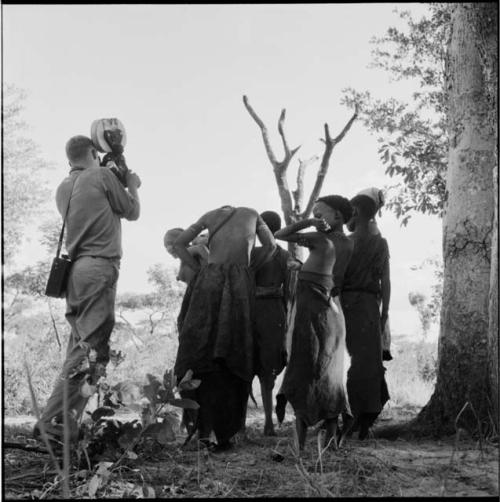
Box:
332, 103, 359, 145
48, 300, 62, 350
243, 95, 296, 222
116, 310, 144, 349
245, 95, 358, 244
301, 106, 359, 218
292, 155, 319, 214
277, 109, 301, 167
7, 290, 20, 312
243, 95, 278, 165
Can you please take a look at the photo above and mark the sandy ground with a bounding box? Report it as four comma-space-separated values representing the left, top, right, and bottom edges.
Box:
3, 405, 498, 499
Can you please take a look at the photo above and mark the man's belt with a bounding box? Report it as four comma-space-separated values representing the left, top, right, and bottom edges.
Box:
256, 285, 284, 298
74, 255, 120, 261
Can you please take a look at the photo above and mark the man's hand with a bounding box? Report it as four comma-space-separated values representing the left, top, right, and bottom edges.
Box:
126, 171, 142, 189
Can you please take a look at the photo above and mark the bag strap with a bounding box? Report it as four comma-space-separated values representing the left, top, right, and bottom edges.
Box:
56, 169, 82, 258
207, 207, 237, 247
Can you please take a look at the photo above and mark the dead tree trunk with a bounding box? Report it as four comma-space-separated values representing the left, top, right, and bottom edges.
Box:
417, 3, 496, 436
243, 95, 358, 258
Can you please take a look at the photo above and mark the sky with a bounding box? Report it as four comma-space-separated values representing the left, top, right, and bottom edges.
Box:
3, 3, 442, 339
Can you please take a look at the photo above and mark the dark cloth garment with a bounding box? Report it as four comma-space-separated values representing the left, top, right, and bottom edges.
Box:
253, 246, 291, 381
280, 275, 347, 427
330, 231, 352, 292
342, 291, 389, 419
181, 364, 249, 445
254, 296, 287, 381
298, 270, 334, 291
175, 263, 256, 383
343, 233, 389, 295
342, 232, 390, 421
175, 263, 255, 444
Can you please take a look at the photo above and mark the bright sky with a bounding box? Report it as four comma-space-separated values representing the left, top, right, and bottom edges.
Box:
3, 3, 442, 339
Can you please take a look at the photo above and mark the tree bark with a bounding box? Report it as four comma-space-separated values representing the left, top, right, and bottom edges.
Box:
465, 0, 499, 434
417, 3, 496, 435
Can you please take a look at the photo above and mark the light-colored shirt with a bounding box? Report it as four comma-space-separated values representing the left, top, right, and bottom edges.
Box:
56, 166, 139, 260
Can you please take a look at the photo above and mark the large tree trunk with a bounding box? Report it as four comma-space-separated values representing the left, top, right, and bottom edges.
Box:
466, 1, 499, 433
488, 131, 499, 430
417, 3, 496, 435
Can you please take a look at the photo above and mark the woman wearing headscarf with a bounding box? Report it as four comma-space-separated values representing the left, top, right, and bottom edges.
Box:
342, 188, 391, 439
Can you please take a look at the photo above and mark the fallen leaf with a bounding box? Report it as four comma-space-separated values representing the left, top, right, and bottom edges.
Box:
169, 398, 199, 410
88, 474, 101, 498
178, 379, 202, 391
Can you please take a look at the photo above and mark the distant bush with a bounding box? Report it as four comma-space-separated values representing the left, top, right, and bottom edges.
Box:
385, 335, 437, 408
4, 305, 68, 415
3, 263, 184, 416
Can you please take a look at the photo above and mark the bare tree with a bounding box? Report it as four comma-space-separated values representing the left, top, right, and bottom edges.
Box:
243, 95, 358, 256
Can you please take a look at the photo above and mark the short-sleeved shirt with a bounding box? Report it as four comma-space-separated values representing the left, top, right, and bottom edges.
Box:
56, 166, 139, 260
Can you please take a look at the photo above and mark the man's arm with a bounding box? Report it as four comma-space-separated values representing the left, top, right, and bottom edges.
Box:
173, 216, 208, 273
125, 172, 141, 220
380, 242, 391, 331
102, 168, 141, 221
250, 216, 276, 270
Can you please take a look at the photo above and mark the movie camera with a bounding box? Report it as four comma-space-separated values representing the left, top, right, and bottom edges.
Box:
91, 118, 129, 187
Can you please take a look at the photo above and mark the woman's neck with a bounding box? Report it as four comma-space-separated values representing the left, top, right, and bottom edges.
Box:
354, 219, 371, 234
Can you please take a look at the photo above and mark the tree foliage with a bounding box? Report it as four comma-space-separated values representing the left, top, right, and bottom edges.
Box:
4, 262, 185, 415
115, 264, 184, 338
341, 4, 452, 224
3, 84, 54, 266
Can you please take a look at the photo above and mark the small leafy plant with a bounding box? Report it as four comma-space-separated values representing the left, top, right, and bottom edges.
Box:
73, 368, 200, 498
77, 369, 200, 465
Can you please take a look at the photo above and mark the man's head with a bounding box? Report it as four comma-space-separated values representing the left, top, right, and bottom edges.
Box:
260, 211, 282, 235
313, 195, 352, 231
65, 135, 100, 169
164, 227, 184, 257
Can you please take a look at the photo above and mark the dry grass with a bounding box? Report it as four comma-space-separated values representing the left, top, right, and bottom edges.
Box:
6, 333, 497, 499
4, 411, 498, 499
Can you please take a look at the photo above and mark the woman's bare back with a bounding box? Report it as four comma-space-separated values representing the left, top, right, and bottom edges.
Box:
205, 206, 260, 266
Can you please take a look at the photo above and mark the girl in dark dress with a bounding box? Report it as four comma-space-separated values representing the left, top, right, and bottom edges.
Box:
274, 196, 353, 451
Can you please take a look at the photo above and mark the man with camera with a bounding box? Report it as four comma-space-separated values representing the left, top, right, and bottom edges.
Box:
34, 134, 141, 446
